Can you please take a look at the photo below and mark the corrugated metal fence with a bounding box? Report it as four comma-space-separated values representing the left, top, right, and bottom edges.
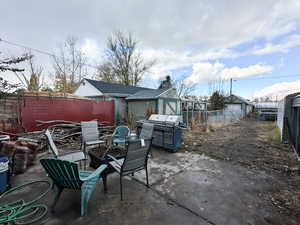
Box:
277, 93, 300, 159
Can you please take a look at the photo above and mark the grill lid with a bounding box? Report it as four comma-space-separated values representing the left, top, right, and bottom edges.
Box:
148, 114, 183, 125
148, 114, 168, 122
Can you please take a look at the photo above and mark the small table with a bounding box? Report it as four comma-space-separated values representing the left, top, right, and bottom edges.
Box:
88, 145, 125, 192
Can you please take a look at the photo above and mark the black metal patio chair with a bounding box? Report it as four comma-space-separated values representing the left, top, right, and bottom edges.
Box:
107, 138, 152, 200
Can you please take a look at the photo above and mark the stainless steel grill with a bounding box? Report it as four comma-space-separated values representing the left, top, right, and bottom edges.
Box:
136, 114, 183, 152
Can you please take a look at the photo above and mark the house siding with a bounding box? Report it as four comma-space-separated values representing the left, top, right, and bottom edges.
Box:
74, 80, 102, 97
127, 100, 157, 121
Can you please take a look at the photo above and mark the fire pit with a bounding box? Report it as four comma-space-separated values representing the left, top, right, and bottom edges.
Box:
88, 145, 125, 174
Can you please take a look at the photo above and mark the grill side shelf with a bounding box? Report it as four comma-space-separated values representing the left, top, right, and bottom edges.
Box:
136, 120, 182, 152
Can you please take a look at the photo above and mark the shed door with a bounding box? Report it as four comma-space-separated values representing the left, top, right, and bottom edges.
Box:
225, 104, 242, 119
226, 104, 241, 111
163, 99, 178, 115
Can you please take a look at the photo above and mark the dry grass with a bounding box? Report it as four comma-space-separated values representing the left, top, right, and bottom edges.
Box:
267, 127, 281, 143
273, 190, 300, 215
265, 123, 281, 144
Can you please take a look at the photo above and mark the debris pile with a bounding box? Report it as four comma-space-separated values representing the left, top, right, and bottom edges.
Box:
0, 119, 115, 173
36, 120, 114, 149
0, 140, 39, 174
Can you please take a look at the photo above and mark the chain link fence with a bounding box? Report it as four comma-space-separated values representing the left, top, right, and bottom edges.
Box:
183, 109, 243, 128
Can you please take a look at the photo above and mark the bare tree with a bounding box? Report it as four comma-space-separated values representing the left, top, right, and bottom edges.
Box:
208, 77, 225, 95
96, 31, 155, 86
14, 54, 44, 91
173, 78, 196, 97
96, 62, 117, 83
52, 36, 87, 93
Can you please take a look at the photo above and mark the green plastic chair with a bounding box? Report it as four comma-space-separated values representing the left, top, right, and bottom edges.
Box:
112, 125, 130, 145
40, 158, 107, 216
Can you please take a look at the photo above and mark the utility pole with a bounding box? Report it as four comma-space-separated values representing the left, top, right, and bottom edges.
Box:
230, 78, 233, 96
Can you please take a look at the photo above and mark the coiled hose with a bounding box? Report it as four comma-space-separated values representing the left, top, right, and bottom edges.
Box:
0, 180, 52, 225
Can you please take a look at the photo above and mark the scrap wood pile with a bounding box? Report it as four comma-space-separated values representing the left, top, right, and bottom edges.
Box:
37, 120, 82, 148
36, 120, 114, 149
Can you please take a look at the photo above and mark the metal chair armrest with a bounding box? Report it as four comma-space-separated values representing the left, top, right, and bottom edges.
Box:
106, 154, 122, 166
17, 137, 39, 143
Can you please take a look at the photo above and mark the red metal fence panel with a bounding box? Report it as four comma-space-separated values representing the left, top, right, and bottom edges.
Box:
0, 95, 114, 133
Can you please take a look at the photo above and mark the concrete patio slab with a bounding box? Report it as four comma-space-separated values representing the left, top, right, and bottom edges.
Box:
6, 146, 293, 225
9, 150, 211, 225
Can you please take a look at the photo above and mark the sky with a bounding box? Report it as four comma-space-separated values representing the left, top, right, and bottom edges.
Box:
1, 0, 300, 100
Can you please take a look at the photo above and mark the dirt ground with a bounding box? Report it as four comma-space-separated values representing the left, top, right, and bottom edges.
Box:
182, 117, 300, 222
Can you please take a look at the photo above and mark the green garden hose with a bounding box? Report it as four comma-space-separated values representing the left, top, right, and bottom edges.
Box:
0, 180, 52, 225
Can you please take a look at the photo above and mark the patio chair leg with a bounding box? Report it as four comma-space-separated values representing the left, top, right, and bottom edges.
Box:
102, 172, 108, 193
83, 143, 86, 153
150, 149, 153, 158
145, 167, 149, 188
84, 144, 88, 170
81, 188, 93, 217
52, 187, 63, 212
120, 176, 123, 201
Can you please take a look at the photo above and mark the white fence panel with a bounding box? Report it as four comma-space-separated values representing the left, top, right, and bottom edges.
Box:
277, 99, 285, 141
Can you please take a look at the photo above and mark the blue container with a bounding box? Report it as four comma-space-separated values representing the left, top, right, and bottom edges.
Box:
0, 156, 9, 193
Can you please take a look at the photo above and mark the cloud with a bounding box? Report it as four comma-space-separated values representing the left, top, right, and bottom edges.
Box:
1, 1, 300, 62
142, 48, 239, 80
184, 62, 273, 85
252, 80, 300, 100
1, 0, 300, 86
252, 34, 300, 55
81, 39, 100, 59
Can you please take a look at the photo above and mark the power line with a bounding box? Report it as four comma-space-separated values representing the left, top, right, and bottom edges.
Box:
0, 38, 55, 57
2, 37, 300, 80
0, 37, 98, 69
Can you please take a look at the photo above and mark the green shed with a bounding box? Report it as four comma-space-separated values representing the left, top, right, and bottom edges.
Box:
126, 88, 181, 121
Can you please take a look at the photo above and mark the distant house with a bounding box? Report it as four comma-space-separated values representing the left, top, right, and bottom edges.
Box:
181, 96, 208, 111
224, 94, 253, 118
126, 88, 181, 121
255, 102, 278, 121
74, 78, 151, 123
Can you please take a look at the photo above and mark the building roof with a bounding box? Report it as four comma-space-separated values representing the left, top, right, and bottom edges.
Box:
255, 102, 279, 109
126, 88, 171, 100
85, 79, 151, 96
225, 94, 251, 105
